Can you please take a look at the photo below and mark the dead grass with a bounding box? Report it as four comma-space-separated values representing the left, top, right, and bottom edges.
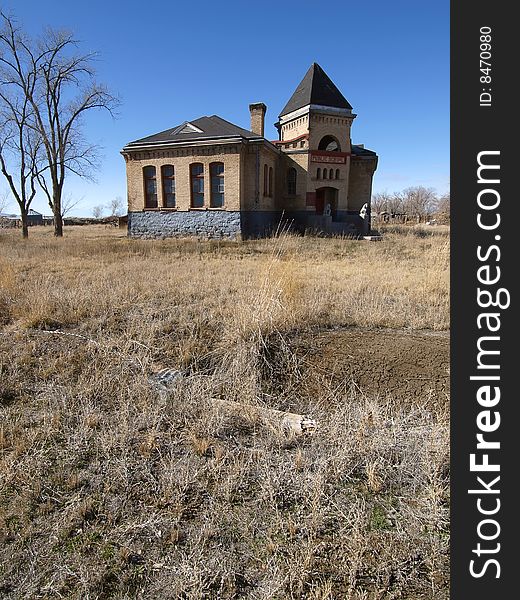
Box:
0, 225, 449, 599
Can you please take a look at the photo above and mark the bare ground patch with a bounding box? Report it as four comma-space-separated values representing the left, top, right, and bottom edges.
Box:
266, 327, 449, 412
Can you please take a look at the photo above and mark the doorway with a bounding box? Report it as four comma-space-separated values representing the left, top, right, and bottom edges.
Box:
315, 187, 338, 218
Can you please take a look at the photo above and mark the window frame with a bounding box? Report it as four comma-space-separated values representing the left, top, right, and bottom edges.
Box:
143, 165, 158, 209
161, 164, 176, 208
210, 161, 225, 208
190, 162, 205, 208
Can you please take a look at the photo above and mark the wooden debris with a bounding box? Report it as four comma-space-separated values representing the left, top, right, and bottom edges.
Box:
207, 398, 316, 436
148, 368, 317, 436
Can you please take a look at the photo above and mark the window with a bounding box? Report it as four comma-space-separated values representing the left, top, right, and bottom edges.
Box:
323, 169, 328, 180
287, 167, 297, 195
268, 166, 273, 197
161, 165, 175, 208
329, 168, 334, 179
335, 169, 340, 180
318, 135, 341, 152
317, 168, 321, 180
263, 164, 268, 196
143, 166, 157, 208
210, 162, 224, 208
190, 163, 204, 207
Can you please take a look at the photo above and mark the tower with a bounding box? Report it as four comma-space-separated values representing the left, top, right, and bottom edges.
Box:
276, 62, 356, 154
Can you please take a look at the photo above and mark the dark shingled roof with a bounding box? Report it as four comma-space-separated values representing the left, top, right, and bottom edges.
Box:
279, 63, 352, 117
352, 145, 377, 157
125, 115, 261, 147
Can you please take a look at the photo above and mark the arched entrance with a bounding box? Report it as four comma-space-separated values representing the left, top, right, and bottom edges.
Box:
315, 187, 338, 219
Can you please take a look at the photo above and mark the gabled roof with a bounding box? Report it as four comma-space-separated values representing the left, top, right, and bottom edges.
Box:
124, 115, 262, 149
279, 63, 352, 117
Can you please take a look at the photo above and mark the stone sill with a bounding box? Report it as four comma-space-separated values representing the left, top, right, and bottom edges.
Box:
142, 208, 177, 211
189, 207, 228, 211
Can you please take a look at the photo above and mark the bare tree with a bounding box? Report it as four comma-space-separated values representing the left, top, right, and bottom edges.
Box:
386, 191, 405, 216
91, 204, 104, 219
435, 191, 450, 223
0, 11, 119, 237
371, 191, 392, 216
436, 191, 450, 213
0, 188, 11, 214
0, 49, 41, 238
108, 195, 124, 217
61, 192, 83, 218
401, 186, 437, 222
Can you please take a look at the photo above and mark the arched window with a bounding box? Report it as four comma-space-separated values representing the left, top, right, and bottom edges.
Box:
143, 166, 157, 208
323, 169, 328, 180
161, 165, 175, 208
329, 168, 334, 179
263, 164, 268, 196
210, 162, 224, 207
287, 167, 297, 195
268, 166, 273, 197
335, 169, 340, 180
317, 168, 321, 180
318, 135, 341, 152
190, 163, 204, 207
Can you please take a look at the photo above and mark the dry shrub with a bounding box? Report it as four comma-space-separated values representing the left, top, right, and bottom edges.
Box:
0, 225, 449, 599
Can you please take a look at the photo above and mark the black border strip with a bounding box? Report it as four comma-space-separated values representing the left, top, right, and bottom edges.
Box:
451, 2, 515, 596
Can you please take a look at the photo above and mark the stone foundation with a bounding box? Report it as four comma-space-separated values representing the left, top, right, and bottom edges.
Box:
127, 209, 370, 239
128, 211, 242, 239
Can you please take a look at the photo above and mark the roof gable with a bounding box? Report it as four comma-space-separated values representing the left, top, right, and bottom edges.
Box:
279, 63, 352, 117
172, 121, 205, 135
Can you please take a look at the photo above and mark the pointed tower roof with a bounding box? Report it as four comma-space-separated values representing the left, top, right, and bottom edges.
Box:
279, 63, 352, 117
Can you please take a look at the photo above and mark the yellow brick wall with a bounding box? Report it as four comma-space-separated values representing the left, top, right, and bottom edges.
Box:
124, 147, 241, 212
241, 145, 279, 211
307, 155, 351, 211
277, 110, 356, 212
307, 113, 353, 152
347, 158, 378, 211
276, 153, 309, 211
280, 113, 309, 141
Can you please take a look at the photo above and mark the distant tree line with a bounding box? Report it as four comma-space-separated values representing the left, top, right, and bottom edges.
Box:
91, 196, 124, 220
0, 11, 118, 238
371, 187, 450, 224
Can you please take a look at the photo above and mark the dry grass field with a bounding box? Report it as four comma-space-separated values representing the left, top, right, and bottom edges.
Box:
0, 224, 450, 599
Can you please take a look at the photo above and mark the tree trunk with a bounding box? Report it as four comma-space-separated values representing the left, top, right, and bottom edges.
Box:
20, 208, 29, 239
53, 198, 63, 237
54, 211, 63, 237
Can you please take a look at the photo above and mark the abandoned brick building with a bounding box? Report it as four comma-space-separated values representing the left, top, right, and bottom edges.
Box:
121, 63, 378, 238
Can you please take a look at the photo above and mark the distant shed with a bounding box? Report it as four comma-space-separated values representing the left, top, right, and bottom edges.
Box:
27, 209, 44, 226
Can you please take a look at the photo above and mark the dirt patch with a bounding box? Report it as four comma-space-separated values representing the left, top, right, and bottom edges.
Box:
270, 327, 450, 410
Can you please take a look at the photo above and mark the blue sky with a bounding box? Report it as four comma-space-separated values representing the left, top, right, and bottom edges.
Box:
2, 0, 449, 216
